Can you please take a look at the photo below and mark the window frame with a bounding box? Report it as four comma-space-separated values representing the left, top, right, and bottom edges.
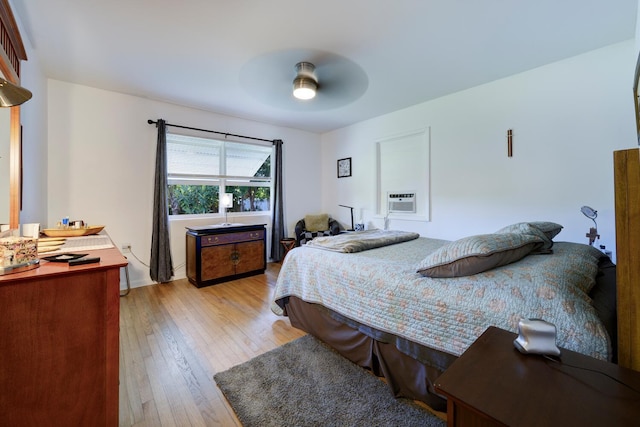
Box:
166, 132, 274, 219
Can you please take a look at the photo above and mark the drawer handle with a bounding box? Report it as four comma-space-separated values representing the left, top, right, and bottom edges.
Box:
250, 232, 260, 238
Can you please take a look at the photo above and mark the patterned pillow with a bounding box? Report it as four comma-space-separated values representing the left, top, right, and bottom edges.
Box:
493, 222, 556, 252
495, 221, 563, 240
417, 233, 544, 278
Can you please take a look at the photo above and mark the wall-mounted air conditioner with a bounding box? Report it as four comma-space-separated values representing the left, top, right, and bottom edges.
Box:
387, 192, 416, 213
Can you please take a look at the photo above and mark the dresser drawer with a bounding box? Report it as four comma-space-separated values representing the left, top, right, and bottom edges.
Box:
201, 229, 265, 247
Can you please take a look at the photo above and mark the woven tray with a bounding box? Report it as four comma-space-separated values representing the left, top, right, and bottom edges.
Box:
41, 225, 105, 237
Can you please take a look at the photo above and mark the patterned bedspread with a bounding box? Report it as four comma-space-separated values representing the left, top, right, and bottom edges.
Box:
272, 237, 611, 360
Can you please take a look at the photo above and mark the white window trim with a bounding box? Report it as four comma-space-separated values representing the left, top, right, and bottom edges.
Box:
166, 132, 274, 218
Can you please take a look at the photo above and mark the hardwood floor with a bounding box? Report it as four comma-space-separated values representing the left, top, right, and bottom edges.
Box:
118, 262, 306, 426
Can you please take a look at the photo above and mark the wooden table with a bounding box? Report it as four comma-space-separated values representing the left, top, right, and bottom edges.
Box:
280, 237, 296, 260
434, 326, 640, 427
0, 246, 127, 426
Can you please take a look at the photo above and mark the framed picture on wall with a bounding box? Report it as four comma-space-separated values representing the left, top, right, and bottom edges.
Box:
337, 157, 352, 178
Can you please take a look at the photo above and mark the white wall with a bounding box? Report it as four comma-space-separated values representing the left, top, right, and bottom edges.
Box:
19, 42, 48, 226
322, 40, 639, 260
46, 81, 321, 288
6, 0, 49, 227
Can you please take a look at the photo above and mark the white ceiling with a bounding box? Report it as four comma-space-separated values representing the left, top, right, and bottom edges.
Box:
13, 0, 638, 133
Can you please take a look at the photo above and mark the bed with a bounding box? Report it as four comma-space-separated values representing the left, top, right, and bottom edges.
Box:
272, 224, 618, 411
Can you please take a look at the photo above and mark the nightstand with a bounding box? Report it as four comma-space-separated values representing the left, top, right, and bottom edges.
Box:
280, 238, 296, 261
434, 326, 640, 427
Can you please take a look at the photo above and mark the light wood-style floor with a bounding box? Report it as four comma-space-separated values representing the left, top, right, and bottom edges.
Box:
118, 262, 306, 426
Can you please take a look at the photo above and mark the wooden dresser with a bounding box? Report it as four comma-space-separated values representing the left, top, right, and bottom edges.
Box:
0, 246, 126, 427
186, 224, 266, 287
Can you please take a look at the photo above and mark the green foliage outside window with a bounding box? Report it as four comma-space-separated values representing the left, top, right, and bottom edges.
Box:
168, 185, 219, 215
168, 156, 271, 215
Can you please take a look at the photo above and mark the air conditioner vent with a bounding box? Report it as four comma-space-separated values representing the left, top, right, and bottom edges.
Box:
388, 192, 416, 213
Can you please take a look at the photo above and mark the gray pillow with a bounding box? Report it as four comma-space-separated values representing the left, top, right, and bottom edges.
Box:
417, 233, 544, 278
495, 221, 563, 240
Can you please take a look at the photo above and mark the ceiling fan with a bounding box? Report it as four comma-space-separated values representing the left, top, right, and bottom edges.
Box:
239, 48, 369, 111
292, 62, 318, 100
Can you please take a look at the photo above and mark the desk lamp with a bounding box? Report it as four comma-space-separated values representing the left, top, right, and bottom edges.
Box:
581, 205, 599, 246
221, 193, 233, 226
338, 204, 354, 231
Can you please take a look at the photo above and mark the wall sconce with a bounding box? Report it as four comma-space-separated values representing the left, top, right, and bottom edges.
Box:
0, 78, 32, 107
221, 193, 233, 226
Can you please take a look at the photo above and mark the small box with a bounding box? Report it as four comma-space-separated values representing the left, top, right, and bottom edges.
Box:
0, 237, 38, 267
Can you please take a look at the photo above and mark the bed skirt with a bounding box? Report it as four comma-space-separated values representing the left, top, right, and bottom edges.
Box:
280, 257, 617, 412
284, 296, 455, 412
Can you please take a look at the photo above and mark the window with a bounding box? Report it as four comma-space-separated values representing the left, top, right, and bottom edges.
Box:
166, 133, 273, 216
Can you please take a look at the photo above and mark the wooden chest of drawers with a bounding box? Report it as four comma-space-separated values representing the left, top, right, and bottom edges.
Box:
186, 224, 266, 287
0, 247, 126, 426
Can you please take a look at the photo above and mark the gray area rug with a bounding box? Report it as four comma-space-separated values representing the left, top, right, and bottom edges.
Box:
214, 335, 446, 427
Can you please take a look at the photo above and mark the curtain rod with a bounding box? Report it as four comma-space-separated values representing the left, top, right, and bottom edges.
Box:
147, 119, 279, 144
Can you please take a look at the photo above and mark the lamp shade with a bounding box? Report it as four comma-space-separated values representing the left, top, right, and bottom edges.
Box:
0, 78, 32, 107
221, 193, 233, 208
293, 77, 317, 100
293, 62, 317, 100
580, 206, 597, 221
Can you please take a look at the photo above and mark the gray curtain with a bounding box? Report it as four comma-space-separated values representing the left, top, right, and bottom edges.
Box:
150, 119, 174, 282
270, 139, 285, 262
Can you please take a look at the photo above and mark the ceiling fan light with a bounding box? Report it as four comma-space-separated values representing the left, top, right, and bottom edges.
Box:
293, 77, 317, 100
292, 61, 318, 100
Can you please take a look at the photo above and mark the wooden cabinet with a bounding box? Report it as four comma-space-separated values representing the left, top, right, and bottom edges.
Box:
186, 224, 266, 287
0, 247, 127, 427
614, 148, 640, 371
